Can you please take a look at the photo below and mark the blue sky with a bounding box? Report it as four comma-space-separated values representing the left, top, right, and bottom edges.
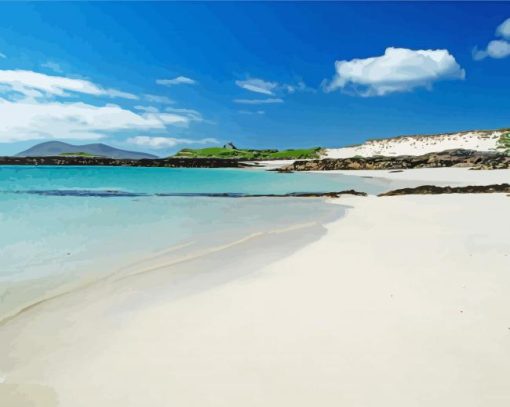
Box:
0, 2, 509, 156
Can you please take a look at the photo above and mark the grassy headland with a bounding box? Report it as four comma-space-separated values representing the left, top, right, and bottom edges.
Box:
173, 147, 322, 160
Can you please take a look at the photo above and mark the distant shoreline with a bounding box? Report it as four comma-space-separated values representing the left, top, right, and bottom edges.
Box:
0, 155, 251, 168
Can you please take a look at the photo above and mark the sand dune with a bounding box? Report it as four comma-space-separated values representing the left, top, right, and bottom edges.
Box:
325, 129, 506, 158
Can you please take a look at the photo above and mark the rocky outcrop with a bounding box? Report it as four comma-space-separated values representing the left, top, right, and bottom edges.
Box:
379, 183, 510, 196
278, 149, 510, 171
0, 156, 251, 168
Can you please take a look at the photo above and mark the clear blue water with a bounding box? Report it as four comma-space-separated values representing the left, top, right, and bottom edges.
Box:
0, 166, 386, 320
0, 165, 385, 195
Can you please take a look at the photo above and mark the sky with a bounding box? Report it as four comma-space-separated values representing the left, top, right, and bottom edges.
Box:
0, 2, 509, 156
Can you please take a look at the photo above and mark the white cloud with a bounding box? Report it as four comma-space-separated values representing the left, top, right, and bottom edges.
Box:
41, 61, 63, 73
0, 99, 176, 142
145, 94, 174, 104
0, 68, 205, 143
235, 77, 312, 96
235, 78, 278, 95
474, 40, 510, 60
487, 40, 510, 58
474, 17, 510, 60
143, 112, 191, 126
323, 47, 465, 96
104, 89, 138, 100
135, 106, 202, 124
156, 76, 196, 86
165, 107, 203, 121
239, 110, 265, 115
127, 136, 218, 149
496, 17, 510, 39
0, 52, 6, 59
233, 98, 284, 105
134, 105, 160, 113
0, 69, 137, 100
285, 80, 314, 94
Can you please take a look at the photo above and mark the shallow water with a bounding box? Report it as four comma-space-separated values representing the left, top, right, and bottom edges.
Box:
0, 166, 386, 319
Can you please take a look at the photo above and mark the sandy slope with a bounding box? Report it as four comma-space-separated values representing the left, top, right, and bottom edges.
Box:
325, 130, 505, 158
1, 188, 509, 406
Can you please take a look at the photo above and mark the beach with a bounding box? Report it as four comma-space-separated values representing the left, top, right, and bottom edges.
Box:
1, 168, 510, 406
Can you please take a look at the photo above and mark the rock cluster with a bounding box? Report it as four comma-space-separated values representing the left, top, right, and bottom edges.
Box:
379, 183, 510, 196
278, 149, 510, 171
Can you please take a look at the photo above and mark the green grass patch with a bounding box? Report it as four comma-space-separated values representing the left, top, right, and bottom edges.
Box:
173, 147, 322, 160
497, 132, 510, 154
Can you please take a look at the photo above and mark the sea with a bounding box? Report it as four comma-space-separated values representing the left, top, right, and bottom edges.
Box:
0, 165, 387, 320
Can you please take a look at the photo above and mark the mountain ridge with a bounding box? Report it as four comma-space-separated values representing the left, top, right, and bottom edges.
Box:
16, 141, 158, 160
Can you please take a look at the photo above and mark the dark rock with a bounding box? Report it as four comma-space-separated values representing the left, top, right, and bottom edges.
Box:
278, 149, 510, 171
0, 156, 252, 168
379, 183, 510, 196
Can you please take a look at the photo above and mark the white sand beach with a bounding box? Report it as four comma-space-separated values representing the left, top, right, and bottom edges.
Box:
318, 167, 510, 186
1, 169, 510, 407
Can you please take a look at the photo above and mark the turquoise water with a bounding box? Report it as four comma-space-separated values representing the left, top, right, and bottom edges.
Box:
0, 166, 385, 320
0, 165, 384, 195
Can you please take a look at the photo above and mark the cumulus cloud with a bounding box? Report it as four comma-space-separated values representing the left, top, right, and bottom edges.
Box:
235, 78, 278, 95
323, 47, 465, 96
473, 40, 510, 60
0, 69, 138, 100
233, 98, 284, 105
496, 17, 510, 39
473, 17, 510, 60
127, 136, 218, 148
156, 76, 196, 86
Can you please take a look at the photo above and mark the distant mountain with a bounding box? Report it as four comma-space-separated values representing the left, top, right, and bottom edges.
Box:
16, 141, 158, 160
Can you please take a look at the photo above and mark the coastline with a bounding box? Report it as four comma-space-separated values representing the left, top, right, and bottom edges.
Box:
313, 168, 510, 187
1, 169, 510, 406
0, 196, 344, 324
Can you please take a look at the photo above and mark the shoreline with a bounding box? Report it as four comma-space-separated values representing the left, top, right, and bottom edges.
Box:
313, 167, 510, 187
1, 168, 510, 406
0, 199, 344, 325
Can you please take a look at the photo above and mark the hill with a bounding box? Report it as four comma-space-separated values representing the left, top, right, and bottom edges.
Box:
16, 141, 158, 160
324, 128, 510, 158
